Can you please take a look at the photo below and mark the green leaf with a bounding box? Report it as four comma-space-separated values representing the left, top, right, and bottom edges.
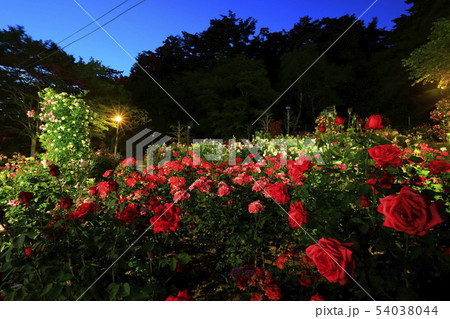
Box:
359, 183, 372, 195
169, 256, 178, 271
41, 283, 53, 296
107, 282, 120, 300
408, 156, 424, 164
119, 282, 130, 297
177, 252, 191, 265
12, 233, 26, 248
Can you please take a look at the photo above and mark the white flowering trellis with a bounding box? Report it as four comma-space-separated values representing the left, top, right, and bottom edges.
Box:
38, 88, 94, 165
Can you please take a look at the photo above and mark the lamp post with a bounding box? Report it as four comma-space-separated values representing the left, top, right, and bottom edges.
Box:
113, 115, 122, 155
286, 106, 291, 136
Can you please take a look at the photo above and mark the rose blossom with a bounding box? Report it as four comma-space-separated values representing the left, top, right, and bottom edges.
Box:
360, 196, 371, 207
248, 200, 265, 213
59, 197, 73, 210
335, 116, 345, 126
368, 145, 404, 168
49, 164, 60, 177
264, 284, 282, 300
288, 201, 309, 228
7, 199, 20, 207
377, 186, 443, 236
427, 160, 450, 175
18, 191, 33, 204
365, 115, 384, 130
310, 293, 325, 301
264, 183, 290, 204
318, 123, 326, 133
306, 238, 355, 285
66, 203, 99, 220
165, 290, 193, 301
217, 181, 232, 196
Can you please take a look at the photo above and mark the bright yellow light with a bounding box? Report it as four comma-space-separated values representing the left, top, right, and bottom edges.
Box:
114, 115, 123, 122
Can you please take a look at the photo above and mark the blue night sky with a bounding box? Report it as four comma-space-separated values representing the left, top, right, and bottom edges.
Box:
1, 0, 411, 75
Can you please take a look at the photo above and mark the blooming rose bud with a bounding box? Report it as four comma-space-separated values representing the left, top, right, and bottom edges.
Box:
365, 115, 384, 130
18, 191, 33, 204
360, 196, 371, 207
335, 116, 345, 126
318, 123, 326, 133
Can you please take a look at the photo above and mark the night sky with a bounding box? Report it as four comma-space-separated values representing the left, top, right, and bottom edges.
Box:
0, 0, 411, 75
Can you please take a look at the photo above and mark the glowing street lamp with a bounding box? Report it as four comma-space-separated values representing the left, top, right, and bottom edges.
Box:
113, 115, 123, 155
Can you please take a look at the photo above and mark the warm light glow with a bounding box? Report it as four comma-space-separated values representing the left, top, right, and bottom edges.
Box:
114, 115, 123, 122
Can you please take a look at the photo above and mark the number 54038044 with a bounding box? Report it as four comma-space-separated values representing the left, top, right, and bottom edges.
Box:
375, 306, 438, 316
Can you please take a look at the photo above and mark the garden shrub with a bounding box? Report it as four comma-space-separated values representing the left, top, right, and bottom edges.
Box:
38, 88, 94, 165
0, 125, 449, 301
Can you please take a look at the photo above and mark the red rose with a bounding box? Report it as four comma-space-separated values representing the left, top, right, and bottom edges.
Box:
89, 186, 98, 196
377, 186, 443, 236
97, 179, 119, 198
165, 289, 193, 301
366, 171, 395, 191
116, 203, 140, 225
24, 247, 34, 258
275, 253, 290, 269
360, 196, 371, 207
310, 293, 325, 301
288, 201, 309, 228
335, 116, 345, 126
18, 191, 33, 204
427, 160, 450, 175
365, 115, 384, 130
306, 238, 355, 285
318, 123, 326, 133
368, 145, 404, 168
49, 164, 60, 177
108, 179, 119, 192
102, 169, 113, 178
217, 182, 232, 197
66, 203, 99, 220
59, 197, 73, 210
125, 177, 137, 188
250, 292, 264, 301
235, 274, 248, 290
248, 200, 265, 213
264, 183, 290, 204
264, 284, 282, 301
150, 203, 182, 233
299, 270, 313, 288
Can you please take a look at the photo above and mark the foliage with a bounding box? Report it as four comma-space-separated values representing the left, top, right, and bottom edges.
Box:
403, 18, 450, 90
38, 89, 94, 165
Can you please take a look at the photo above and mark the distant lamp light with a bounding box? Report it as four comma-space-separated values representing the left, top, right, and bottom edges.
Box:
113, 114, 123, 155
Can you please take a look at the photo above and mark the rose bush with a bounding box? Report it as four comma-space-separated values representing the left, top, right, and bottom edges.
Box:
0, 122, 448, 301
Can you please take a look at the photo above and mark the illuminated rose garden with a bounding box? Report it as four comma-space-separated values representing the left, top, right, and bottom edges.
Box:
0, 90, 448, 301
